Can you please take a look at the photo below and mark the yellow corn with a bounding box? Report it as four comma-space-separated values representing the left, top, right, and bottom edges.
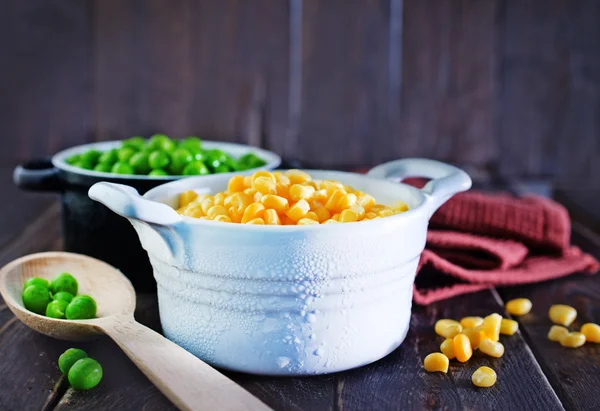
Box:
305, 211, 319, 221
200, 198, 214, 215
338, 193, 357, 210
378, 209, 394, 217
313, 207, 331, 223
479, 338, 504, 358
286, 200, 310, 222
325, 190, 345, 212
547, 325, 569, 342
462, 327, 485, 350
460, 316, 484, 329
440, 338, 455, 360
505, 298, 532, 316
549, 304, 577, 327
182, 203, 204, 218
276, 183, 290, 199
479, 313, 502, 342
452, 334, 473, 363
179, 190, 198, 208
331, 213, 340, 221
298, 218, 319, 225
227, 175, 246, 193
241, 202, 265, 224
349, 204, 365, 219
207, 205, 228, 220
260, 194, 289, 213
252, 171, 276, 183
245, 217, 265, 225
213, 192, 226, 206
285, 169, 312, 185
500, 318, 519, 336
434, 319, 462, 339
339, 209, 359, 223
264, 209, 280, 225
580, 323, 600, 343
423, 353, 449, 373
228, 207, 243, 223
560, 331, 586, 348
252, 176, 277, 195
289, 184, 315, 201
357, 194, 376, 210
243, 175, 253, 188
213, 215, 232, 223
273, 171, 291, 186
322, 219, 339, 224
364, 212, 377, 220
472, 366, 497, 388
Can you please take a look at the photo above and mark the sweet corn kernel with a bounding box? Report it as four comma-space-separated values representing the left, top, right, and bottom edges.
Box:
179, 190, 198, 208
253, 176, 277, 195
549, 304, 577, 327
313, 207, 331, 223
325, 190, 346, 212
393, 201, 409, 212
213, 192, 226, 206
547, 325, 569, 342
298, 218, 319, 225
273, 171, 291, 186
472, 366, 497, 388
349, 204, 365, 219
370, 204, 387, 213
322, 219, 339, 224
207, 205, 228, 219
286, 199, 310, 222
378, 209, 394, 217
581, 323, 600, 343
462, 327, 485, 350
423, 353, 449, 373
228, 192, 252, 211
200, 198, 214, 215
276, 183, 290, 199
440, 338, 456, 360
214, 215, 232, 223
560, 331, 586, 348
460, 316, 484, 329
252, 171, 276, 183
243, 175, 253, 188
245, 217, 265, 225
261, 194, 289, 213
305, 211, 319, 221
228, 207, 243, 223
434, 319, 462, 339
289, 184, 315, 201
241, 202, 265, 224
479, 338, 504, 358
331, 213, 340, 221
281, 215, 296, 225
285, 169, 312, 185
365, 212, 377, 220
182, 203, 204, 218
339, 209, 359, 223
227, 175, 246, 193
338, 193, 357, 210
357, 194, 376, 210
452, 334, 473, 363
264, 209, 281, 225
305, 180, 319, 189
505, 298, 532, 316
500, 318, 519, 336
479, 313, 502, 342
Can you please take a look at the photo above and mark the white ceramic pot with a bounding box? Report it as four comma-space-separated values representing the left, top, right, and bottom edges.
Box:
89, 158, 471, 375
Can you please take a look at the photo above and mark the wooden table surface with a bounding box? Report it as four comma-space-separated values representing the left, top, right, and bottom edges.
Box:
1, 169, 599, 411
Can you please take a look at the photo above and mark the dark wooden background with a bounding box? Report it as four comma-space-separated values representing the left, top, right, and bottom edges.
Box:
1, 0, 599, 183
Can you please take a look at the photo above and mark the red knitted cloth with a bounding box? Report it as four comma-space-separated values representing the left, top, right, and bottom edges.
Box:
413, 190, 600, 305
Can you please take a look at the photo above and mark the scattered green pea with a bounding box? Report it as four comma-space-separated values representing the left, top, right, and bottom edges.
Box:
23, 277, 49, 290
66, 154, 81, 165
81, 150, 101, 165
53, 291, 74, 303
148, 150, 170, 169
66, 295, 97, 320
180, 136, 202, 151
148, 169, 169, 177
58, 348, 88, 375
98, 149, 118, 165
51, 273, 78, 295
170, 148, 194, 174
183, 161, 210, 176
46, 299, 69, 319
122, 136, 146, 150
75, 159, 94, 170
68, 358, 103, 391
129, 152, 151, 174
111, 162, 135, 175
213, 163, 231, 173
117, 146, 136, 163
148, 134, 170, 150
93, 163, 112, 173
22, 285, 51, 315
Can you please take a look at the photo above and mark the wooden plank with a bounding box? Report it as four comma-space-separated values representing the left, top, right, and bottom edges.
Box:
498, 0, 600, 179
94, 0, 290, 149
338, 289, 563, 411
0, 0, 93, 165
397, 0, 498, 169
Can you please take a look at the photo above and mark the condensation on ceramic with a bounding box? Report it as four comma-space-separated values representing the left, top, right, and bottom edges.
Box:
89, 158, 472, 375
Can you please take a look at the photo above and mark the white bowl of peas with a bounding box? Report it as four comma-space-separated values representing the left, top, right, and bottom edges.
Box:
89, 158, 472, 375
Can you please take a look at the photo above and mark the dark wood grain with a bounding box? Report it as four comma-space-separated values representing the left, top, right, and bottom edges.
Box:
0, 0, 93, 165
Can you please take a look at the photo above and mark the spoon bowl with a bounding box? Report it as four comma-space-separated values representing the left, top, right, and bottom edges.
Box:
0, 252, 270, 411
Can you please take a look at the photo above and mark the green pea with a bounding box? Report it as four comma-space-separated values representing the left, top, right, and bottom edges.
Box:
111, 162, 134, 175
81, 150, 101, 165
66, 154, 81, 165
74, 159, 95, 170
213, 164, 231, 173
24, 277, 49, 291
53, 291, 74, 303
98, 149, 119, 165
68, 358, 102, 390
192, 150, 206, 162
93, 163, 112, 173
51, 272, 78, 295
129, 152, 151, 174
148, 169, 168, 177
66, 295, 97, 320
148, 134, 170, 150
122, 136, 146, 150
58, 348, 88, 375
182, 161, 210, 176
160, 138, 177, 153
238, 153, 266, 168
148, 150, 170, 170
46, 299, 69, 319
22, 285, 51, 315
117, 147, 136, 163
170, 148, 193, 175
180, 136, 202, 151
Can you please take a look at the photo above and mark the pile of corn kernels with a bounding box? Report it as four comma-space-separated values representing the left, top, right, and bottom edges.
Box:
423, 298, 600, 388
176, 170, 408, 225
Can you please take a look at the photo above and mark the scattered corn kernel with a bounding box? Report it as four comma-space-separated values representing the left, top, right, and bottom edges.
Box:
440, 338, 456, 360
423, 353, 449, 373
285, 169, 312, 185
207, 205, 228, 219
434, 319, 463, 339
313, 207, 331, 223
241, 202, 265, 224
460, 316, 484, 329
462, 327, 486, 350
245, 217, 265, 225
182, 203, 204, 218
547, 325, 569, 342
338, 193, 357, 210
179, 190, 198, 208
322, 219, 339, 224
560, 331, 586, 348
273, 171, 290, 186
260, 194, 289, 213
505, 298, 533, 316
325, 190, 346, 212
479, 338, 504, 358
549, 304, 577, 327
580, 323, 600, 343
479, 313, 502, 342
452, 334, 473, 363
339, 209, 359, 223
289, 184, 315, 201
213, 192, 226, 206
472, 366, 497, 388
227, 175, 246, 193
252, 176, 277, 195
298, 218, 319, 225
500, 318, 519, 336
286, 199, 311, 222
213, 215, 232, 223
200, 198, 214, 215
264, 209, 281, 225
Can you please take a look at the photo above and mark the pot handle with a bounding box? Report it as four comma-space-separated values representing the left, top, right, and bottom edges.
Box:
13, 159, 63, 192
367, 158, 471, 218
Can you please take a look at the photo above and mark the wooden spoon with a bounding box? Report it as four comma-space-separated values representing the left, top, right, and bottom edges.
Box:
0, 252, 271, 411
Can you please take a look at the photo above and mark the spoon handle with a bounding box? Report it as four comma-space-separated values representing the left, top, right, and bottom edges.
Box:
98, 316, 272, 411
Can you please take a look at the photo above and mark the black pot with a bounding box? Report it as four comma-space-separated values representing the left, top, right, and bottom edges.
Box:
14, 141, 282, 292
